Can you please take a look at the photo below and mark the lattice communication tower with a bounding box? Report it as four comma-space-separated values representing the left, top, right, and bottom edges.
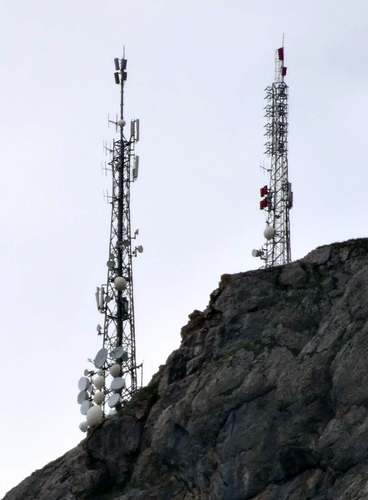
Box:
252, 46, 293, 268
77, 54, 143, 432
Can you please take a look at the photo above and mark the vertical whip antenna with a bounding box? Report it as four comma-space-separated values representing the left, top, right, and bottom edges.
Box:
252, 44, 293, 267
77, 54, 143, 432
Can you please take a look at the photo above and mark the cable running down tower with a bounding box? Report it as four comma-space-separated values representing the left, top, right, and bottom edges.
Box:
252, 46, 293, 267
77, 54, 143, 432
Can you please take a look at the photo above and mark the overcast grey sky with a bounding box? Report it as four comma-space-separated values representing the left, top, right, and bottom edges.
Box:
1, 0, 367, 496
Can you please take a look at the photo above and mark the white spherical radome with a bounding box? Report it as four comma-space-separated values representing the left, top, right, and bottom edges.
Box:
92, 374, 105, 390
114, 276, 127, 291
264, 224, 275, 241
93, 390, 104, 405
79, 421, 88, 433
86, 405, 104, 427
109, 364, 121, 378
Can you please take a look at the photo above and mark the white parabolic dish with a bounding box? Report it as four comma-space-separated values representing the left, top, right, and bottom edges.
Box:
264, 225, 275, 240
77, 390, 89, 404
110, 377, 125, 392
80, 400, 92, 416
110, 346, 128, 361
108, 393, 121, 408
86, 405, 104, 427
92, 374, 105, 390
114, 276, 127, 291
78, 377, 90, 392
109, 364, 121, 377
79, 421, 88, 433
93, 391, 104, 405
94, 348, 108, 369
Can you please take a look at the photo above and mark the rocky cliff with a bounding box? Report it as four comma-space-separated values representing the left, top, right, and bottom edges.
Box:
5, 239, 368, 500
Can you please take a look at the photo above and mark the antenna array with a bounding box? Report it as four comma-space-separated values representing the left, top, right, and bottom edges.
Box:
77, 54, 143, 432
253, 46, 293, 267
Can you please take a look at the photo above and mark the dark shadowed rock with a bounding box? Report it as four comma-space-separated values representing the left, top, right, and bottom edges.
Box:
5, 238, 368, 500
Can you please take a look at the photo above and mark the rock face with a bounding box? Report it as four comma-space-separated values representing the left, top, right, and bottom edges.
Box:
5, 238, 368, 500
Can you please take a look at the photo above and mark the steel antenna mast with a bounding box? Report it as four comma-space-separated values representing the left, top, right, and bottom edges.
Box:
252, 44, 293, 267
77, 53, 143, 432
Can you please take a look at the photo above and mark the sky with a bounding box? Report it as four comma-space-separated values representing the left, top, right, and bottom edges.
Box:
1, 0, 368, 496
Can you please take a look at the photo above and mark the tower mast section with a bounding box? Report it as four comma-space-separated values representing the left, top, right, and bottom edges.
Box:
77, 53, 142, 432
253, 45, 293, 267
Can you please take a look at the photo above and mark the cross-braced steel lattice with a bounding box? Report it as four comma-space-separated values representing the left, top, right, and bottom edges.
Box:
77, 55, 142, 430
97, 56, 142, 403
253, 47, 293, 268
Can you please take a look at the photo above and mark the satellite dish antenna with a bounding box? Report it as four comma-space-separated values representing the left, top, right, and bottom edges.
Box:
93, 391, 104, 405
79, 421, 88, 433
77, 390, 89, 404
110, 377, 126, 392
109, 364, 121, 378
264, 224, 275, 241
92, 373, 105, 390
78, 377, 91, 392
114, 276, 127, 291
80, 400, 92, 415
86, 405, 104, 427
110, 346, 126, 360
252, 249, 263, 258
94, 348, 108, 368
108, 393, 121, 408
